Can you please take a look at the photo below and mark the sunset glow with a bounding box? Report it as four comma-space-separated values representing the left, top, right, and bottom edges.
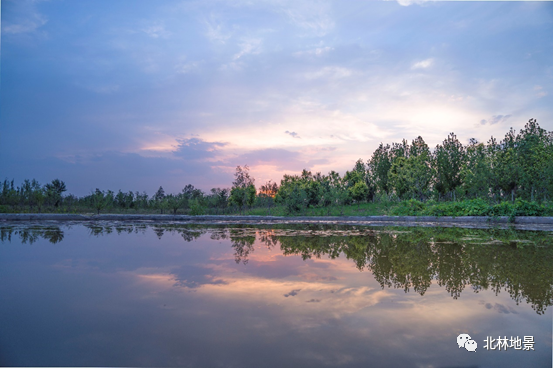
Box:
2, 0, 552, 195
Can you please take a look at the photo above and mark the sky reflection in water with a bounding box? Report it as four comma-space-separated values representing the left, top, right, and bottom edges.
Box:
0, 224, 551, 367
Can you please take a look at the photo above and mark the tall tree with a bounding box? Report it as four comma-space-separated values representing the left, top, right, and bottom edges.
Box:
461, 138, 491, 199
368, 143, 392, 196
229, 165, 256, 213
44, 179, 67, 207
491, 128, 521, 202
516, 118, 548, 201
433, 133, 465, 200
388, 137, 433, 201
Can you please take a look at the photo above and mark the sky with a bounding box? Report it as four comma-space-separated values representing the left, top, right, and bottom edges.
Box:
2, 0, 553, 196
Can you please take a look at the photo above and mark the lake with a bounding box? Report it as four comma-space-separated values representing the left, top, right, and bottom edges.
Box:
0, 223, 551, 367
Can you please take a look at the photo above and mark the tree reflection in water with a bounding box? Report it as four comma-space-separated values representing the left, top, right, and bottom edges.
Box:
1, 223, 551, 314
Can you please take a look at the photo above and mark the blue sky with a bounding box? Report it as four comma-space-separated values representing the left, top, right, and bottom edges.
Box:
2, 0, 552, 196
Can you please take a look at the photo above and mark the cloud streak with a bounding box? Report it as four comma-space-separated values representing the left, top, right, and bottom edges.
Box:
2, 0, 48, 34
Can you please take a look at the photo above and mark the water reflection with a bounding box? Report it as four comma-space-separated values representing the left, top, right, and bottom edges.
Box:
0, 225, 65, 244
2, 224, 552, 315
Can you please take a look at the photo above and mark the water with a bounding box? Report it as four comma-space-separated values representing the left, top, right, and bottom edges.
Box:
1, 223, 551, 367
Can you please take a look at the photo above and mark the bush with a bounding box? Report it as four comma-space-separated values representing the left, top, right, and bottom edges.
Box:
513, 199, 544, 216
391, 199, 425, 216
189, 200, 206, 216
421, 199, 491, 217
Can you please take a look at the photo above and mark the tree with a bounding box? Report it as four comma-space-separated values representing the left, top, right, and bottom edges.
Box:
152, 186, 167, 214
229, 165, 256, 213
91, 189, 109, 214
154, 186, 165, 201
368, 143, 392, 196
210, 188, 230, 212
232, 165, 255, 188
44, 179, 67, 207
182, 184, 203, 200
461, 138, 491, 199
490, 129, 521, 202
165, 193, 186, 214
434, 133, 465, 200
387, 137, 433, 201
34, 187, 46, 213
259, 181, 278, 214
259, 181, 278, 198
344, 159, 375, 204
516, 118, 548, 201
350, 180, 369, 207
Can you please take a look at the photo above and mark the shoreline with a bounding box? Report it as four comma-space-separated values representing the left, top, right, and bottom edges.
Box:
2, 213, 553, 231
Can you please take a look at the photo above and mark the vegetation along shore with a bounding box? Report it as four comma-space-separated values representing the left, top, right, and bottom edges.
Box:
3, 119, 553, 220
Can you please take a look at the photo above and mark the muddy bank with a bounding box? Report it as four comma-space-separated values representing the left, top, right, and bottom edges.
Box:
1, 213, 553, 231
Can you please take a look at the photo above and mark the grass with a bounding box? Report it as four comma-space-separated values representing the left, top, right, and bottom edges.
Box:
3, 199, 553, 218
241, 202, 391, 216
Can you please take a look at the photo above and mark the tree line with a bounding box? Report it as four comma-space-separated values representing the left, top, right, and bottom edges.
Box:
1, 119, 552, 215
271, 118, 553, 214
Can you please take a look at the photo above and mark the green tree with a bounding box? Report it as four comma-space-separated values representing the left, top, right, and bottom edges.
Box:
388, 137, 433, 200
153, 186, 167, 214
91, 189, 109, 214
258, 181, 278, 214
209, 188, 230, 213
229, 165, 256, 213
490, 129, 521, 202
44, 179, 67, 207
165, 193, 186, 214
516, 118, 548, 201
433, 133, 465, 200
368, 143, 392, 196
350, 180, 369, 207
461, 138, 491, 199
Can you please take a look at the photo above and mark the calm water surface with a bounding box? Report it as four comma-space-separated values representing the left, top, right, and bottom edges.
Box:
0, 223, 552, 367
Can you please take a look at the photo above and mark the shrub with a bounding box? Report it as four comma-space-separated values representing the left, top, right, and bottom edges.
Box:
391, 199, 425, 216
189, 199, 206, 216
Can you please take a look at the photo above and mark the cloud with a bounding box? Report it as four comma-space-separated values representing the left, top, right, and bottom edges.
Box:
396, 0, 435, 7
233, 38, 262, 60
203, 15, 232, 44
2, 0, 48, 34
304, 66, 353, 80
479, 114, 512, 126
534, 85, 548, 98
295, 46, 334, 57
231, 148, 301, 166
281, 1, 335, 36
285, 131, 301, 139
411, 58, 434, 70
484, 302, 518, 314
142, 23, 171, 39
284, 289, 301, 297
171, 265, 228, 289
174, 58, 202, 74
172, 138, 227, 161
228, 148, 328, 172
306, 299, 321, 303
